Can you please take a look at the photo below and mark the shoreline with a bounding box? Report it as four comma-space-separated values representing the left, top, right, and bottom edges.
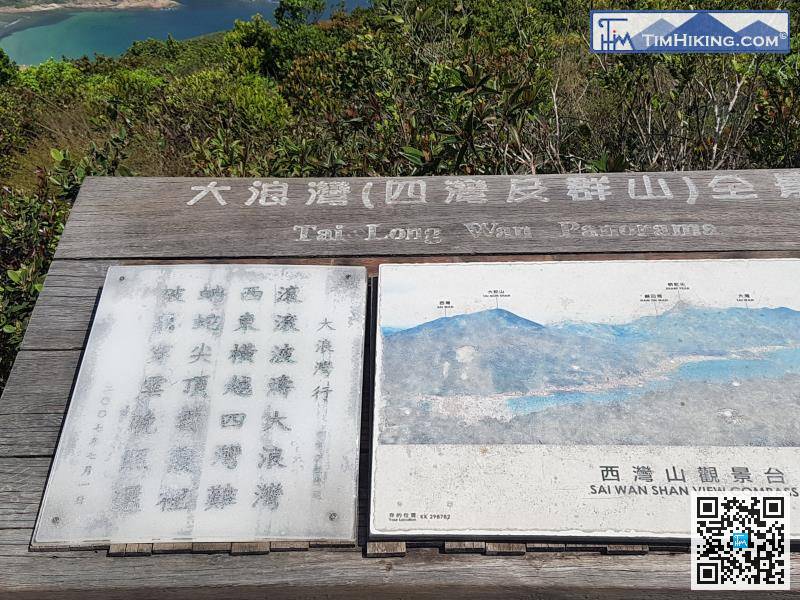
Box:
409, 344, 796, 425
0, 0, 180, 14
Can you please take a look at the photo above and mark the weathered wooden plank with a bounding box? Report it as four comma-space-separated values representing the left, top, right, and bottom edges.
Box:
35, 259, 114, 297
192, 542, 231, 554
648, 544, 689, 554
124, 543, 152, 557
29, 543, 71, 552
485, 543, 526, 556
16, 259, 112, 351
0, 457, 49, 528
0, 350, 80, 414
527, 543, 566, 552
564, 543, 607, 552
21, 295, 97, 351
151, 542, 193, 554
269, 541, 310, 552
0, 349, 79, 457
4, 543, 799, 599
444, 541, 486, 554
365, 541, 406, 558
0, 528, 30, 545
309, 540, 359, 551
55, 171, 800, 260
230, 542, 270, 555
0, 413, 64, 458
605, 545, 649, 556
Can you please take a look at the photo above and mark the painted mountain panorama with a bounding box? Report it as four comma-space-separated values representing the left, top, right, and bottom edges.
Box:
378, 303, 800, 446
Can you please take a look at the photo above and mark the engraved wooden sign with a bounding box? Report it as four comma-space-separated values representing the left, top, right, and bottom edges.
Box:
4, 170, 800, 596
56, 169, 800, 259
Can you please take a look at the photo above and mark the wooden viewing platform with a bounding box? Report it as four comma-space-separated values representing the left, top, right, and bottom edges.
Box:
2, 172, 799, 598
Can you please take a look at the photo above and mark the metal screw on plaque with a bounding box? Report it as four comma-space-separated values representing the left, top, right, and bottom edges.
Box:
119, 276, 125, 281
329, 512, 338, 521
51, 516, 60, 524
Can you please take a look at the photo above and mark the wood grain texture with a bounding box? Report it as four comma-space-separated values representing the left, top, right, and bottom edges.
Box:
649, 544, 690, 554
527, 543, 567, 552
2, 535, 798, 599
124, 544, 152, 557
192, 543, 231, 554
0, 412, 65, 458
21, 295, 97, 351
230, 542, 270, 555
0, 458, 49, 528
485, 543, 526, 556
55, 171, 800, 259
269, 541, 310, 552
151, 542, 192, 554
0, 350, 78, 458
605, 545, 649, 555
564, 543, 607, 552
365, 541, 406, 558
309, 540, 359, 549
444, 541, 486, 553
0, 350, 80, 414
606, 544, 649, 556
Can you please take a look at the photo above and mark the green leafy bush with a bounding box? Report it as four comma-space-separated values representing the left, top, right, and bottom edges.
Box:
163, 68, 292, 175
86, 68, 166, 112
0, 48, 17, 87
0, 183, 69, 390
2, 0, 800, 391
18, 59, 85, 102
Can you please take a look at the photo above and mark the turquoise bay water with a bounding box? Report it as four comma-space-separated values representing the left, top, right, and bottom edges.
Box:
507, 346, 800, 415
1, 0, 364, 65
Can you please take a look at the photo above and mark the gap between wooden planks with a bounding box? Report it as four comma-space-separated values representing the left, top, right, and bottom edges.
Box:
30, 539, 678, 558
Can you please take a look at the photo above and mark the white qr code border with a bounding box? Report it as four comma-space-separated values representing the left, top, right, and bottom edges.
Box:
691, 491, 790, 590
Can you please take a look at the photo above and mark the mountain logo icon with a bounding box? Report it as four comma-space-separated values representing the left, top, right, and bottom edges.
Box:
592, 10, 790, 54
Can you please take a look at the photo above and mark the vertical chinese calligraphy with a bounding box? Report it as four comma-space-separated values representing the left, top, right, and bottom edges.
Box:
34, 265, 367, 547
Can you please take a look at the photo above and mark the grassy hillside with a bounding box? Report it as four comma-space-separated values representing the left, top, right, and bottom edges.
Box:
1, 0, 800, 390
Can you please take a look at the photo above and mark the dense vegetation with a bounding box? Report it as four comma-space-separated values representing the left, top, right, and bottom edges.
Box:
1, 0, 800, 391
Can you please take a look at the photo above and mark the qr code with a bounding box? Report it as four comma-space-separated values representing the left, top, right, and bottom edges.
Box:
691, 492, 790, 590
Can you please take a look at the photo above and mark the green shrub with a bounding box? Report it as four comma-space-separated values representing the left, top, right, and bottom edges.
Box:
0, 48, 17, 87
0, 185, 69, 391
87, 68, 165, 110
274, 0, 325, 25
163, 68, 292, 174
18, 59, 85, 102
0, 89, 24, 177
225, 12, 338, 78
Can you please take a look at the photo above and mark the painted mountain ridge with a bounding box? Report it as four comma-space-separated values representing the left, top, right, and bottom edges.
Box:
381, 305, 800, 397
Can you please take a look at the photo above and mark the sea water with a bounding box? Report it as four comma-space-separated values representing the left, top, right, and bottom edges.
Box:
1, 0, 365, 65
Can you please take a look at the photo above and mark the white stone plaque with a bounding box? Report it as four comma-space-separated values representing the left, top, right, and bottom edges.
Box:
34, 264, 366, 546
371, 259, 800, 539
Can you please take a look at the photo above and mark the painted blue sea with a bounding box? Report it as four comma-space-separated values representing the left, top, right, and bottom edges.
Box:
0, 0, 366, 65
507, 346, 800, 415
379, 304, 800, 445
